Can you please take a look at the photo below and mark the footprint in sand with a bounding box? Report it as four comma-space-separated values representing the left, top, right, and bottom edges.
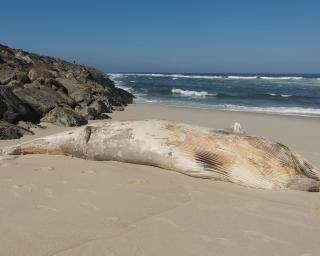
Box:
201, 235, 237, 246
244, 201, 259, 210
109, 216, 128, 228
312, 207, 320, 217
0, 162, 10, 168
0, 157, 19, 167
36, 205, 58, 212
0, 155, 19, 161
81, 169, 97, 174
127, 179, 149, 185
44, 187, 54, 198
76, 188, 97, 194
243, 230, 289, 245
9, 184, 22, 197
11, 184, 34, 192
215, 237, 237, 246
57, 180, 68, 184
110, 216, 119, 223
81, 203, 100, 211
183, 184, 202, 197
11, 184, 23, 189
34, 166, 55, 172
155, 217, 179, 228
244, 230, 271, 242
200, 235, 212, 242
111, 218, 129, 228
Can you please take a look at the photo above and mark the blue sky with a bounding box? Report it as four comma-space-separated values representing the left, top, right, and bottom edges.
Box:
1, 0, 319, 73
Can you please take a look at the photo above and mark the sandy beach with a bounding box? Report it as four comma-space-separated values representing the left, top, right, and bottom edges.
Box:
1, 103, 320, 256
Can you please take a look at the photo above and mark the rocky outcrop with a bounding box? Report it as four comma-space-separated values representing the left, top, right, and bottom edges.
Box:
13, 84, 76, 116
41, 105, 87, 127
0, 121, 34, 140
0, 44, 134, 139
77, 99, 112, 120
0, 85, 39, 123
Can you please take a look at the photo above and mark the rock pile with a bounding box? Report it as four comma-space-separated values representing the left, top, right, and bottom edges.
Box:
0, 44, 133, 139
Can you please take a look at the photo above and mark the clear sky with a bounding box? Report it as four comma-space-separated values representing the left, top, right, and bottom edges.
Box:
1, 0, 319, 73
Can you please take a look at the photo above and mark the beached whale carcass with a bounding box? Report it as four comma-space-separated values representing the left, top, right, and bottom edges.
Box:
1, 120, 319, 191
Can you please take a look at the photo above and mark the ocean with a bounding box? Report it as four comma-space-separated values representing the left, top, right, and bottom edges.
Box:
108, 73, 320, 117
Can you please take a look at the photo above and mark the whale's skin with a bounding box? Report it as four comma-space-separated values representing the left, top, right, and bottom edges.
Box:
1, 120, 320, 191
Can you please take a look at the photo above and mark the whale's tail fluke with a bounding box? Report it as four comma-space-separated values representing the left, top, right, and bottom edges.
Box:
0, 138, 64, 156
286, 176, 320, 192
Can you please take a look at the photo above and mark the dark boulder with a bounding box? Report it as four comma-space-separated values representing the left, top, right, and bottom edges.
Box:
44, 78, 68, 94
90, 99, 112, 114
76, 105, 97, 120
0, 96, 7, 118
70, 89, 95, 105
78, 99, 112, 120
6, 80, 23, 88
13, 85, 75, 116
27, 66, 53, 82
0, 120, 34, 140
17, 121, 46, 130
41, 105, 88, 127
106, 87, 134, 106
0, 86, 39, 123
76, 70, 95, 83
112, 105, 125, 111
0, 66, 17, 85
15, 72, 30, 84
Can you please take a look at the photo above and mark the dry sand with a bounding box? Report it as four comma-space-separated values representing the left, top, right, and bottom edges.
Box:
1, 103, 320, 256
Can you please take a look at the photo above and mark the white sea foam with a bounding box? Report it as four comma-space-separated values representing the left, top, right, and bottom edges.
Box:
115, 84, 132, 92
260, 76, 303, 80
171, 88, 217, 97
109, 73, 315, 81
119, 73, 169, 78
134, 99, 320, 117
108, 73, 125, 79
109, 73, 313, 81
108, 73, 132, 92
171, 75, 223, 79
121, 73, 223, 79
227, 76, 258, 79
216, 105, 320, 116
267, 93, 292, 97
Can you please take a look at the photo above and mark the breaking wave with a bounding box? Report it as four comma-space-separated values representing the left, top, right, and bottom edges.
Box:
109, 73, 318, 81
108, 73, 133, 92
107, 72, 320, 117
122, 73, 224, 79
267, 93, 292, 97
260, 76, 303, 80
227, 76, 258, 79
171, 88, 217, 97
210, 105, 320, 117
